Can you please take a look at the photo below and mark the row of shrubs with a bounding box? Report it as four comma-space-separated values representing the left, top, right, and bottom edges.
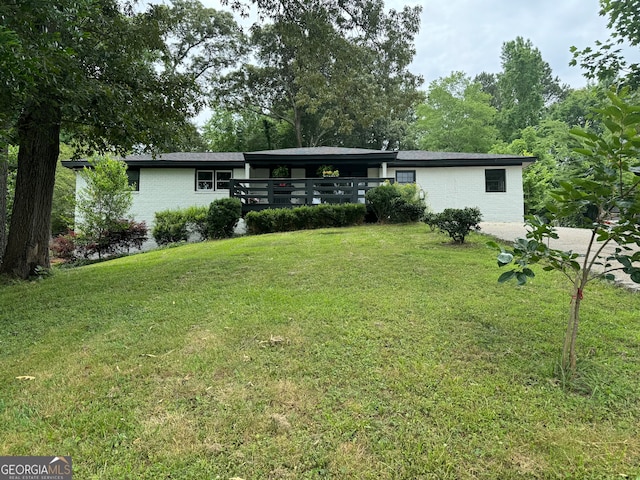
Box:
152, 198, 241, 245
245, 203, 367, 234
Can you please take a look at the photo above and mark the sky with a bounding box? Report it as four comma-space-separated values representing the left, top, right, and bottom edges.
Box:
200, 0, 614, 88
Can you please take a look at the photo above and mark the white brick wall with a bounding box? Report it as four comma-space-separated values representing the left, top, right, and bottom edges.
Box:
389, 165, 525, 222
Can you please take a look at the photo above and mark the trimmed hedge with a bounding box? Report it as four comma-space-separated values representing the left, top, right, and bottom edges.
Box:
152, 208, 197, 245
245, 203, 366, 234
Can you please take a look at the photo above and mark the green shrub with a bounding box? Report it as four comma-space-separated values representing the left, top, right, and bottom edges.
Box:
206, 198, 242, 239
245, 203, 366, 234
152, 210, 189, 245
428, 207, 482, 244
152, 205, 214, 244
184, 206, 209, 239
365, 182, 426, 223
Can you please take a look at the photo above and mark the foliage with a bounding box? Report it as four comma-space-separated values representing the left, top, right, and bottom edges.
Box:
202, 109, 285, 152
206, 198, 242, 239
415, 72, 499, 152
547, 84, 607, 131
490, 120, 583, 217
496, 37, 568, 141
51, 144, 77, 235
490, 89, 640, 376
245, 203, 366, 234
0, 0, 242, 278
153, 210, 190, 245
152, 206, 210, 245
182, 206, 209, 240
571, 0, 640, 85
76, 156, 135, 258
49, 230, 78, 262
271, 165, 290, 178
427, 207, 482, 244
215, 0, 423, 147
76, 219, 148, 258
365, 182, 426, 223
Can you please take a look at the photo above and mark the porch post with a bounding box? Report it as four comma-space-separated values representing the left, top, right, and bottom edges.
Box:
381, 162, 388, 178
244, 162, 251, 179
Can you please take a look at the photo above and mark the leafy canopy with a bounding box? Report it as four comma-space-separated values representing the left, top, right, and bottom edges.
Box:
415, 72, 499, 153
216, 0, 423, 147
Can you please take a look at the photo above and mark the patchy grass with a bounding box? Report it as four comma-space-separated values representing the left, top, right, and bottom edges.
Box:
1, 224, 639, 478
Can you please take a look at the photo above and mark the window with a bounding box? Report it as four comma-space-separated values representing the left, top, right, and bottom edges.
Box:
196, 170, 232, 191
127, 168, 140, 191
216, 171, 232, 190
396, 170, 416, 184
485, 169, 506, 192
196, 170, 214, 191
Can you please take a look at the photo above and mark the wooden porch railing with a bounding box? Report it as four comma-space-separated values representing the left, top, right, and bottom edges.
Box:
229, 177, 393, 212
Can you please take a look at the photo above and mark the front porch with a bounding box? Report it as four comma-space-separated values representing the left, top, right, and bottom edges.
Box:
230, 177, 392, 213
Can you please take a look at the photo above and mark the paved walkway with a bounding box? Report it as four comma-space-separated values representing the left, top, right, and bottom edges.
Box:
479, 222, 640, 292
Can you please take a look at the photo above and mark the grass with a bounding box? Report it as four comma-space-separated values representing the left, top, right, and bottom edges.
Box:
1, 224, 639, 478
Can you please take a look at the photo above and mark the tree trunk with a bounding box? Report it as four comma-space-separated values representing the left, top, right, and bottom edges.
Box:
294, 109, 303, 148
562, 279, 584, 376
0, 101, 61, 279
0, 142, 7, 263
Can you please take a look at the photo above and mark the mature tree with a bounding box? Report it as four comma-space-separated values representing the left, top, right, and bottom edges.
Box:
474, 71, 501, 109
202, 109, 290, 151
547, 84, 606, 131
571, 0, 640, 85
216, 0, 423, 147
496, 37, 569, 141
414, 72, 499, 153
491, 120, 582, 216
491, 89, 640, 377
0, 0, 241, 278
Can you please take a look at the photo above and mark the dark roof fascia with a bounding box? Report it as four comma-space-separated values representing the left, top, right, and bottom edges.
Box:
62, 153, 245, 170
61, 160, 245, 169
244, 148, 398, 166
391, 152, 536, 168
389, 158, 535, 168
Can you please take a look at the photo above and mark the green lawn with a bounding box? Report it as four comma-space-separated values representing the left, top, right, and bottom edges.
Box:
1, 224, 639, 479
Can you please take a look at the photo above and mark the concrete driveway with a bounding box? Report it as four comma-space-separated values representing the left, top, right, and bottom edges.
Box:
480, 222, 640, 292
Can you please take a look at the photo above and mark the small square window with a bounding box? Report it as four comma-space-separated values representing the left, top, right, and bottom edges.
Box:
197, 170, 214, 191
396, 170, 416, 184
485, 169, 506, 192
216, 171, 232, 190
127, 169, 140, 191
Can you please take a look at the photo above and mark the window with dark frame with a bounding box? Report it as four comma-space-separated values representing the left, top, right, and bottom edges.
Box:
485, 169, 506, 192
127, 169, 140, 191
396, 170, 416, 184
196, 170, 232, 191
216, 171, 232, 190
196, 170, 214, 191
